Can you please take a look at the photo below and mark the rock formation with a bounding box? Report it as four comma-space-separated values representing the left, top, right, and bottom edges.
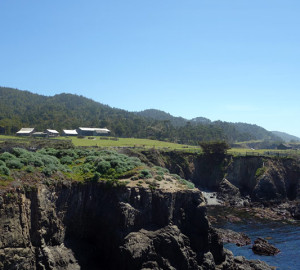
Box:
252, 238, 280, 256
0, 183, 274, 269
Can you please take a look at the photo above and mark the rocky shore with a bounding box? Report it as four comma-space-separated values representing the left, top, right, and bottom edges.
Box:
0, 182, 275, 270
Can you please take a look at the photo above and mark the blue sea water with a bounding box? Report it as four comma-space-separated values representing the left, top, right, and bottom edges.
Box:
220, 222, 300, 270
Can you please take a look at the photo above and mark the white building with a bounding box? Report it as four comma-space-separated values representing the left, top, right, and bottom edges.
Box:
45, 129, 59, 137
16, 128, 35, 136
62, 129, 78, 136
77, 127, 110, 136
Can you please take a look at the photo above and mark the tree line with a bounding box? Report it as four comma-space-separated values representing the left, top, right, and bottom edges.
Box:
0, 87, 281, 145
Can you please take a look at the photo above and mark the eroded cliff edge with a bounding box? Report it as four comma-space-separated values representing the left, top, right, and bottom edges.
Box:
0, 183, 272, 270
135, 150, 300, 204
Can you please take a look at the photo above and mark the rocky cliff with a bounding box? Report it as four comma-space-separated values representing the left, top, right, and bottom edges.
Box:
0, 183, 272, 270
136, 150, 300, 203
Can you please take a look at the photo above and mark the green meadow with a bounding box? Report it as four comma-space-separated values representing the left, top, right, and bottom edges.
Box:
58, 136, 200, 150
0, 135, 200, 151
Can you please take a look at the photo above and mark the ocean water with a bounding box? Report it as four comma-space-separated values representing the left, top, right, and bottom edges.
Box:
220, 221, 300, 270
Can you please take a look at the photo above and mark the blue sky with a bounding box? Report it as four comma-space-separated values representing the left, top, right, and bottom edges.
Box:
1, 0, 300, 137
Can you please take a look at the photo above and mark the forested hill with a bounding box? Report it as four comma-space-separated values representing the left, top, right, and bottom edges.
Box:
136, 109, 281, 142
271, 131, 300, 142
0, 87, 281, 144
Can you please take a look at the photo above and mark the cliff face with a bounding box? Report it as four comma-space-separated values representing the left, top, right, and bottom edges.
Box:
0, 183, 228, 270
138, 150, 300, 202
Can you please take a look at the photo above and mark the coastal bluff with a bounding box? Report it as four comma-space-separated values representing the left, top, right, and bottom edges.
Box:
0, 182, 273, 269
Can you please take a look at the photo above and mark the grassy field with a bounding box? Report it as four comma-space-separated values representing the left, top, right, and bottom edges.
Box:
0, 135, 201, 151
228, 147, 300, 157
1, 135, 299, 157
58, 136, 201, 150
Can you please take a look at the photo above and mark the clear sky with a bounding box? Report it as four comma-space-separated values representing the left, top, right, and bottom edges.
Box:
1, 0, 300, 137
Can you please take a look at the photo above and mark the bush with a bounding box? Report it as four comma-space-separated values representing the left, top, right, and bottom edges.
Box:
42, 164, 57, 176
154, 166, 169, 174
37, 148, 58, 157
255, 167, 266, 178
6, 159, 24, 169
0, 166, 10, 176
139, 169, 152, 179
155, 175, 163, 181
0, 152, 15, 162
33, 158, 44, 167
0, 160, 6, 167
40, 155, 60, 166
177, 178, 195, 189
25, 166, 35, 173
12, 148, 29, 157
95, 160, 111, 174
92, 172, 101, 182
60, 156, 73, 165
85, 156, 99, 163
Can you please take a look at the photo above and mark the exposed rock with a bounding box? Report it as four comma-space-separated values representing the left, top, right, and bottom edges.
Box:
120, 225, 201, 270
133, 150, 300, 206
290, 202, 300, 220
252, 238, 280, 256
217, 178, 244, 206
215, 228, 251, 246
0, 183, 274, 269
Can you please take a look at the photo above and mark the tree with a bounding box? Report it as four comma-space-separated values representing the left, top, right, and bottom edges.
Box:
199, 141, 230, 156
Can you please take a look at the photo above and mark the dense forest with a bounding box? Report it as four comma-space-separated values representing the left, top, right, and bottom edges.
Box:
0, 87, 282, 144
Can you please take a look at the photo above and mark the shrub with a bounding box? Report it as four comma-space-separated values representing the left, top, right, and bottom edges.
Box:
0, 152, 15, 162
42, 164, 57, 176
155, 175, 163, 181
85, 156, 99, 163
33, 158, 44, 167
0, 166, 10, 176
91, 172, 101, 182
170, 174, 181, 180
6, 159, 24, 169
177, 178, 195, 189
40, 155, 60, 166
154, 166, 169, 174
0, 160, 5, 167
38, 148, 58, 157
95, 160, 111, 174
255, 167, 266, 178
12, 148, 28, 157
25, 166, 35, 173
139, 169, 152, 179
60, 156, 73, 165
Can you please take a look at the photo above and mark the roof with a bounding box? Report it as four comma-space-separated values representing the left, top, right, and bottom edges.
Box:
95, 129, 110, 134
46, 129, 59, 134
32, 132, 47, 135
16, 128, 35, 134
63, 129, 78, 135
79, 127, 110, 132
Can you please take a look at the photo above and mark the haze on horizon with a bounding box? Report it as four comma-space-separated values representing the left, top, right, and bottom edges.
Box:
1, 1, 299, 137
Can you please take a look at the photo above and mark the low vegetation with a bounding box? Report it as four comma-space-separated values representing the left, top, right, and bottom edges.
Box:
0, 147, 195, 190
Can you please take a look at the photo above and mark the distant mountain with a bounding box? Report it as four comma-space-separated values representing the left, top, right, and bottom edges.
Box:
0, 87, 282, 144
271, 131, 300, 142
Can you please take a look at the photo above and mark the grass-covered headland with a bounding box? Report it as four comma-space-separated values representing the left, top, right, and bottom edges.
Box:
0, 147, 195, 190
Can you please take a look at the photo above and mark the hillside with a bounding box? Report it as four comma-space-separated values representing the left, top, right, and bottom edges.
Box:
137, 109, 281, 142
0, 87, 282, 144
272, 131, 300, 142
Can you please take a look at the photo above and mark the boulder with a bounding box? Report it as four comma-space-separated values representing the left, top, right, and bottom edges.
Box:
252, 238, 280, 256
